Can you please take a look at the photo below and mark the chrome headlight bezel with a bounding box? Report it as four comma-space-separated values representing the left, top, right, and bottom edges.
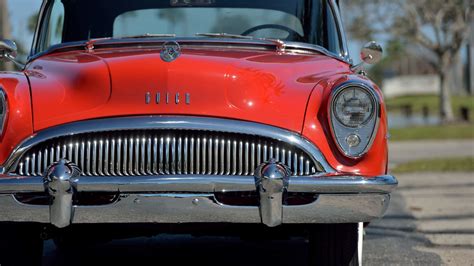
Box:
329, 82, 380, 159
0, 89, 7, 137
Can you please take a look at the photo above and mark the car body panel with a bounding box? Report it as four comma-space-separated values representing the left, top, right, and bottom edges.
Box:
0, 46, 390, 176
302, 75, 388, 176
27, 47, 350, 133
0, 72, 34, 166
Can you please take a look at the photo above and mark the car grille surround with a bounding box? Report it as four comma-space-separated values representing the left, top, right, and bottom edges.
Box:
15, 130, 320, 177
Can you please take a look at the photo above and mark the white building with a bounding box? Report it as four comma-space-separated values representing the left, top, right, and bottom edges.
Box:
382, 75, 439, 98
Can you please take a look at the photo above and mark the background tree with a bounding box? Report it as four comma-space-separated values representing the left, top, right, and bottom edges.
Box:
28, 13, 39, 33
343, 0, 472, 123
0, 0, 13, 71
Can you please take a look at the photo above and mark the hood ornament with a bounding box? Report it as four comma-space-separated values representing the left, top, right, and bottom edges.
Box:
160, 41, 181, 62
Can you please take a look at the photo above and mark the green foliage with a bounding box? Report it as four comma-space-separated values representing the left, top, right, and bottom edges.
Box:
389, 124, 474, 141
392, 157, 474, 173
386, 94, 474, 120
28, 13, 39, 33
365, 39, 407, 85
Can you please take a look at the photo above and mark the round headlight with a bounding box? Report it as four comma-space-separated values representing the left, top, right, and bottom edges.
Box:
333, 86, 375, 128
329, 83, 380, 158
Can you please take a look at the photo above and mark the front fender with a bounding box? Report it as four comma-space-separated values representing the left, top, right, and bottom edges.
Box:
302, 74, 389, 176
0, 72, 33, 168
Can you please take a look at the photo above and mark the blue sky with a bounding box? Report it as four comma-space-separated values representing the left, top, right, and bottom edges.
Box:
7, 0, 42, 53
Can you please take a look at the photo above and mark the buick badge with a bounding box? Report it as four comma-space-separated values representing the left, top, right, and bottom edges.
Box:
160, 41, 181, 62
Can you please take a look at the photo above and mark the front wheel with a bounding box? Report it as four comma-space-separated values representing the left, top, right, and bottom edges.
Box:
308, 223, 362, 266
0, 224, 44, 266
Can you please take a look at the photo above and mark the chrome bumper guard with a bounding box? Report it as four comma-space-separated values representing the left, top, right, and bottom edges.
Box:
0, 160, 397, 228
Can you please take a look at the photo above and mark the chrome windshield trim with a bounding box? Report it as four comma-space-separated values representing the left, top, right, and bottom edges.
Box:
328, 0, 352, 63
0, 116, 336, 174
28, 38, 351, 65
29, 0, 49, 59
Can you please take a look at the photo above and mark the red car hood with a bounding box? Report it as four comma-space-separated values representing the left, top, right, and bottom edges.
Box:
27, 47, 349, 132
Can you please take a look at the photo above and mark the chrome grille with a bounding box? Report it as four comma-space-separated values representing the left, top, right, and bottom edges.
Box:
15, 130, 319, 177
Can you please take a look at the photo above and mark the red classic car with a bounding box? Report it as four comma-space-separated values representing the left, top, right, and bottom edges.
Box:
0, 0, 397, 265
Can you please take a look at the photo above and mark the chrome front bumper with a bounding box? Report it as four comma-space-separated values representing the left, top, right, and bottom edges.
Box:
0, 159, 397, 227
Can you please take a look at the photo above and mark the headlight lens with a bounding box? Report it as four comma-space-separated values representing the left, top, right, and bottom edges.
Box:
330, 83, 379, 158
333, 87, 375, 128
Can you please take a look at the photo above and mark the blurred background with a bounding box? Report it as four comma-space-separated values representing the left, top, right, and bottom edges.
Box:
1, 0, 472, 139
0, 0, 473, 265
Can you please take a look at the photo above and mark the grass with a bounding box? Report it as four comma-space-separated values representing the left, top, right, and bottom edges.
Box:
386, 94, 474, 121
390, 124, 474, 141
392, 157, 474, 173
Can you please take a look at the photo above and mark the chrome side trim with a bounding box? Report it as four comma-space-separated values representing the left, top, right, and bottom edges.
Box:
0, 116, 335, 174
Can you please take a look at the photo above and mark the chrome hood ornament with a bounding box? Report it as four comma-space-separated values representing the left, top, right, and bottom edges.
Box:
160, 41, 181, 62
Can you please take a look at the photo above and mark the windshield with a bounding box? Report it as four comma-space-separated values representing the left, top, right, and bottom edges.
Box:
37, 0, 344, 56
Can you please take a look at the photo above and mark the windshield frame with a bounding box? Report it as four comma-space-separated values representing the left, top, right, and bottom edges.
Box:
29, 0, 351, 64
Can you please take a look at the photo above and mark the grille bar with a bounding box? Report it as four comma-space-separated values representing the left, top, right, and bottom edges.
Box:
16, 130, 318, 177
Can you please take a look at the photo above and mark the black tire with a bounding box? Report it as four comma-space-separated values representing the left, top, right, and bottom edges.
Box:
0, 224, 44, 266
53, 229, 108, 251
53, 235, 80, 251
308, 223, 360, 266
53, 234, 93, 251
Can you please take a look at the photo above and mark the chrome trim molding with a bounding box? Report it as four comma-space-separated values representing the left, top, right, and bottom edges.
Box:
0, 193, 391, 224
30, 38, 351, 65
0, 174, 398, 194
1, 116, 335, 174
0, 159, 397, 225
329, 0, 351, 62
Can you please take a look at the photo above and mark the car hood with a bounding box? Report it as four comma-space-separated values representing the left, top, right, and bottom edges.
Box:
26, 47, 349, 132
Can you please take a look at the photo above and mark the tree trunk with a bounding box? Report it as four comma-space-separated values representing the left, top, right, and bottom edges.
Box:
447, 52, 464, 95
439, 72, 455, 123
469, 17, 474, 95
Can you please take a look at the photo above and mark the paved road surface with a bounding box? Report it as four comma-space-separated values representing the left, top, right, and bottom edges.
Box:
42, 140, 474, 265
44, 172, 474, 265
42, 190, 445, 266
389, 140, 474, 165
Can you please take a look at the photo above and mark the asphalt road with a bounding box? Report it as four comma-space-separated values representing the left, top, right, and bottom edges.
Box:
389, 140, 474, 165
41, 140, 474, 265
42, 189, 445, 266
